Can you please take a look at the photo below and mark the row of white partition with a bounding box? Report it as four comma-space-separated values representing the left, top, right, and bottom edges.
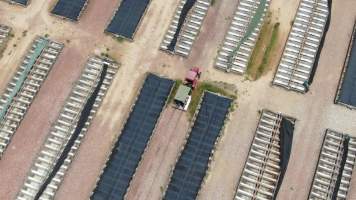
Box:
215, 0, 270, 74
17, 57, 118, 200
0, 24, 11, 47
160, 0, 211, 57
308, 130, 356, 200
0, 37, 63, 157
234, 110, 356, 200
235, 110, 283, 200
273, 0, 329, 93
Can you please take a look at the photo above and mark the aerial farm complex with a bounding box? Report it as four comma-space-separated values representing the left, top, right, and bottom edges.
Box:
0, 0, 356, 200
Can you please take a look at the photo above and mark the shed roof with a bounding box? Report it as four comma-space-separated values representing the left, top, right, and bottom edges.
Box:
174, 85, 191, 103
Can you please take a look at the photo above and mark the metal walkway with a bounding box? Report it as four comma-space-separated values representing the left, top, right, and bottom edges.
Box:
0, 37, 63, 158
215, 0, 270, 74
16, 57, 118, 200
273, 0, 329, 92
160, 0, 211, 57
308, 130, 356, 200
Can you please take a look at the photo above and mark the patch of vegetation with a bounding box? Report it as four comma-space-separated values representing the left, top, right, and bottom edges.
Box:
188, 82, 236, 118
246, 13, 280, 80
256, 22, 280, 78
211, 0, 216, 6
100, 52, 115, 60
167, 80, 183, 104
22, 30, 28, 37
115, 36, 125, 43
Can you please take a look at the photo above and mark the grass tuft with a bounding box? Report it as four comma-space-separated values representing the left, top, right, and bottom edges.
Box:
256, 22, 280, 78
246, 16, 280, 80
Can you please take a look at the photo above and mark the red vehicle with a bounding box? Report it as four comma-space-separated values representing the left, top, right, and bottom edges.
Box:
184, 67, 201, 89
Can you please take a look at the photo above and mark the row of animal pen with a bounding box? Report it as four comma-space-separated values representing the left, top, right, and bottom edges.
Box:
15, 0, 354, 109
0, 33, 355, 199
92, 81, 356, 200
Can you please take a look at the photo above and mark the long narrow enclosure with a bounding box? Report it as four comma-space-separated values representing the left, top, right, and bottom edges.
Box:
51, 0, 89, 21
7, 0, 29, 6
163, 92, 232, 200
0, 24, 11, 51
336, 21, 356, 109
234, 110, 295, 200
91, 74, 173, 200
16, 57, 118, 200
215, 0, 271, 74
160, 0, 211, 57
0, 37, 63, 158
106, 0, 151, 40
273, 0, 331, 93
308, 129, 356, 200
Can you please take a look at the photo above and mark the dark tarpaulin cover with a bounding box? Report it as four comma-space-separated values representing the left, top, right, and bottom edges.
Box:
164, 92, 232, 200
167, 0, 197, 52
91, 74, 173, 200
106, 0, 150, 39
34, 65, 108, 200
308, 0, 332, 85
332, 136, 349, 200
338, 23, 356, 107
51, 0, 87, 21
274, 117, 295, 199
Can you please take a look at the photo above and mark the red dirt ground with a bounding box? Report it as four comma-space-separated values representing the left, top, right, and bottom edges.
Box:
125, 107, 189, 200
0, 45, 87, 200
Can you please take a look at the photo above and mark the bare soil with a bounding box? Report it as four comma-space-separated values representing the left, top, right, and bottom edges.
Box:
125, 107, 189, 200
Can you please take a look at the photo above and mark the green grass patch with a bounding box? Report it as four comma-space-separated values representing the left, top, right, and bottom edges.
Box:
256, 22, 280, 78
115, 36, 125, 43
188, 82, 236, 118
246, 16, 280, 80
167, 80, 183, 104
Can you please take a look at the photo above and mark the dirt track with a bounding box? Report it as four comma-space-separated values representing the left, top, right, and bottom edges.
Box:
125, 107, 189, 200
0, 0, 356, 199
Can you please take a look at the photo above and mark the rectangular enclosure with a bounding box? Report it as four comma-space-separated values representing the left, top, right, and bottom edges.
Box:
91, 74, 173, 200
17, 57, 118, 200
336, 21, 356, 109
163, 92, 232, 200
215, 0, 271, 74
0, 37, 63, 157
51, 0, 88, 21
8, 0, 29, 6
308, 129, 356, 200
106, 0, 151, 39
160, 0, 211, 57
273, 0, 330, 93
234, 110, 295, 200
0, 24, 11, 54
